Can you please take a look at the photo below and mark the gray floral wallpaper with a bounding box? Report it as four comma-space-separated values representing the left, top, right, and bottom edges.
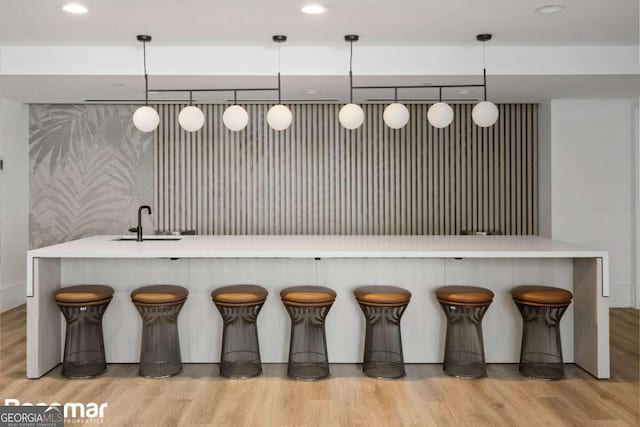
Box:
29, 105, 153, 249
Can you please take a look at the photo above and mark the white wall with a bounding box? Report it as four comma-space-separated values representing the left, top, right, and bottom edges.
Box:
0, 96, 29, 311
550, 98, 636, 307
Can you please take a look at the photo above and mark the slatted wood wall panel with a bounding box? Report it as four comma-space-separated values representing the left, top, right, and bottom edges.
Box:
154, 103, 538, 235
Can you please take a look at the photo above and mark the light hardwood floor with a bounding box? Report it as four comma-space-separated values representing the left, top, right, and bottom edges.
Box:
0, 305, 638, 426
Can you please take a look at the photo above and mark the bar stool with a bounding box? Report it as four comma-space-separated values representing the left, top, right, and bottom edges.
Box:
436, 286, 494, 379
281, 286, 336, 380
211, 285, 268, 379
54, 285, 114, 378
353, 286, 411, 379
511, 285, 573, 380
131, 285, 188, 378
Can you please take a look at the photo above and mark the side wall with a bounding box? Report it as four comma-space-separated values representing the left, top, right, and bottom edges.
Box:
0, 97, 29, 311
550, 98, 636, 307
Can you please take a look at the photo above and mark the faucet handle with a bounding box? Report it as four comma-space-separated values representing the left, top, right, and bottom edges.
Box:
128, 227, 138, 233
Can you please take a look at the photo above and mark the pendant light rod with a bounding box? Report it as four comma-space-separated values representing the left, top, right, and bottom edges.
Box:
476, 33, 492, 102
353, 83, 484, 90
483, 68, 487, 101
136, 34, 152, 106
344, 34, 359, 103
273, 35, 287, 104
278, 72, 282, 103
148, 87, 279, 93
367, 98, 479, 102
85, 99, 197, 103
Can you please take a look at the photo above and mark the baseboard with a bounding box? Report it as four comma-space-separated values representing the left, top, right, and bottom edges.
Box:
609, 283, 634, 308
0, 281, 25, 312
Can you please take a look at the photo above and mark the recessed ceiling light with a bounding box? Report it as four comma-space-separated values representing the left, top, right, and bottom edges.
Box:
304, 89, 319, 95
534, 3, 566, 14
62, 3, 88, 14
301, 4, 326, 14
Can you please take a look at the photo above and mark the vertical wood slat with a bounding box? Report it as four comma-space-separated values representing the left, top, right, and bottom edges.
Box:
153, 103, 538, 235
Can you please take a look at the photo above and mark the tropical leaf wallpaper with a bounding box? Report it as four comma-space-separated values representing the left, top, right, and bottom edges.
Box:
29, 105, 153, 249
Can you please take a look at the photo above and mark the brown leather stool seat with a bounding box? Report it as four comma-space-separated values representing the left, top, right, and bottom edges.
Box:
511, 285, 573, 306
131, 285, 188, 378
131, 285, 188, 305
55, 285, 114, 306
354, 285, 411, 306
436, 285, 494, 306
212, 285, 268, 306
435, 285, 494, 379
280, 286, 336, 306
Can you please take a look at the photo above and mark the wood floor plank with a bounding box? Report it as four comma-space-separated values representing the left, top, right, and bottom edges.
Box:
0, 305, 638, 426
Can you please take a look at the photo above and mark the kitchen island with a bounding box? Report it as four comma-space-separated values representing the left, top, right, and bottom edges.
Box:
26, 235, 609, 378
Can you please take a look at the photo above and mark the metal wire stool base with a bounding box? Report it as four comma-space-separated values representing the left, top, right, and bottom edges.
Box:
515, 302, 569, 380
363, 357, 405, 379
439, 302, 490, 379
284, 304, 333, 380
135, 301, 185, 379
359, 303, 407, 379
518, 359, 565, 380
441, 351, 487, 379
216, 303, 264, 379
287, 360, 330, 381
58, 300, 111, 378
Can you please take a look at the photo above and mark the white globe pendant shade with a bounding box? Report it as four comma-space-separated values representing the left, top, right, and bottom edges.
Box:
383, 103, 410, 129
339, 103, 365, 129
472, 101, 499, 127
178, 105, 205, 132
223, 105, 249, 131
267, 104, 293, 131
133, 105, 160, 133
427, 102, 454, 128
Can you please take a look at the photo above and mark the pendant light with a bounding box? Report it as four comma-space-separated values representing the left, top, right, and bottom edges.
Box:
132, 35, 160, 133
427, 87, 454, 128
223, 90, 249, 131
178, 91, 205, 132
267, 35, 293, 131
383, 88, 410, 129
339, 34, 365, 130
472, 34, 499, 127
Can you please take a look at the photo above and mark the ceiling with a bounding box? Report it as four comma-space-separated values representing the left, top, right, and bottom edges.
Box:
1, 74, 637, 104
0, 0, 637, 46
0, 1, 636, 104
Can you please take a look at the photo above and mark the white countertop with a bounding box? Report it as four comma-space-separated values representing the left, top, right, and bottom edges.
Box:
28, 235, 608, 259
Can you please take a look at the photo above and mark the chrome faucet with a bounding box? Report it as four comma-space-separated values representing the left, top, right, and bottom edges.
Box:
134, 205, 152, 242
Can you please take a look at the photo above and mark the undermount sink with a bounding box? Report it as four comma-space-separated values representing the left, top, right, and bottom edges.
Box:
113, 237, 182, 241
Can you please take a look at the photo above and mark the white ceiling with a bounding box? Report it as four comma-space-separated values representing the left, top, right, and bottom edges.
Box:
0, 0, 637, 46
1, 74, 637, 104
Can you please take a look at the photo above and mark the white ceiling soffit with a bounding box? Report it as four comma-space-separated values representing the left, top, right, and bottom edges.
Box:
1, 45, 637, 76
1, 75, 637, 104
0, 0, 637, 46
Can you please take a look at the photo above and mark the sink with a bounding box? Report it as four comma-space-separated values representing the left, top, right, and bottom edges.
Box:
113, 237, 182, 241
